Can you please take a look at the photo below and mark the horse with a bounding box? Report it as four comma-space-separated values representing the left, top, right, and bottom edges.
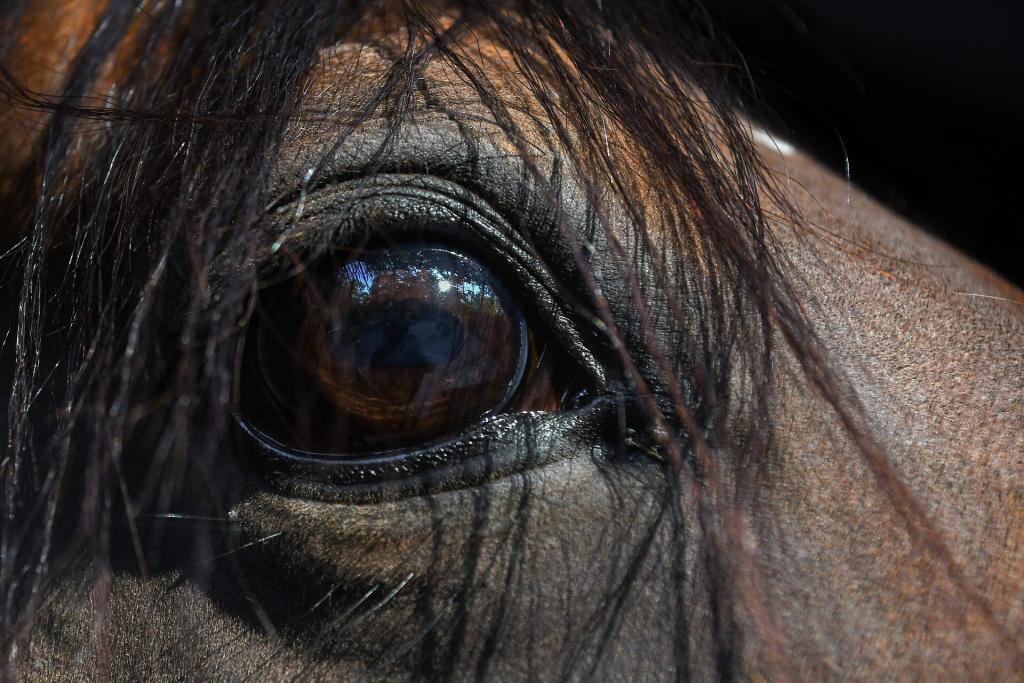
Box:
0, 0, 1021, 679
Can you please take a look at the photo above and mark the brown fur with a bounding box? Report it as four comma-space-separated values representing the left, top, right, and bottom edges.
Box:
3, 5, 1022, 680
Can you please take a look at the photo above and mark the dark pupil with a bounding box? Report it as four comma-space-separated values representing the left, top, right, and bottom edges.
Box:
337, 301, 464, 373
256, 245, 527, 453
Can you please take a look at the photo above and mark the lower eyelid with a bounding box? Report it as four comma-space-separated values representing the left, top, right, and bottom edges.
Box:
234, 397, 615, 502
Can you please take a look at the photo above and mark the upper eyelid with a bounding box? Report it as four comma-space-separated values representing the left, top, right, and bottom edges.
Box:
267, 116, 593, 247
254, 116, 623, 320
257, 174, 531, 284
257, 124, 598, 291
265, 118, 531, 212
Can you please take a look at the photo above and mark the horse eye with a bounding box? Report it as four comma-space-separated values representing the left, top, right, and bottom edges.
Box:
238, 243, 574, 458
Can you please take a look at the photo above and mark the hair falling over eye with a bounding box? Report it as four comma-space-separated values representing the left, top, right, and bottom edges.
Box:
0, 0, 985, 679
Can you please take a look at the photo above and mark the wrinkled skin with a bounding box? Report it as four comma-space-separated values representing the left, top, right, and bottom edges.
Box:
3, 3, 1023, 680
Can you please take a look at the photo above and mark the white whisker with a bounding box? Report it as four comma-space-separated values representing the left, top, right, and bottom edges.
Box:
195, 532, 283, 566
954, 291, 1024, 305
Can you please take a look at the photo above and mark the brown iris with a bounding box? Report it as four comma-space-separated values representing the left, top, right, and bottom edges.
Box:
248, 245, 531, 453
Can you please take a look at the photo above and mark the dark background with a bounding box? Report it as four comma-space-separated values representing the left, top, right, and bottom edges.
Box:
708, 0, 1023, 286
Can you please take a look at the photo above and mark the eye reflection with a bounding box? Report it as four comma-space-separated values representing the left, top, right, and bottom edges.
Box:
245, 244, 546, 454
